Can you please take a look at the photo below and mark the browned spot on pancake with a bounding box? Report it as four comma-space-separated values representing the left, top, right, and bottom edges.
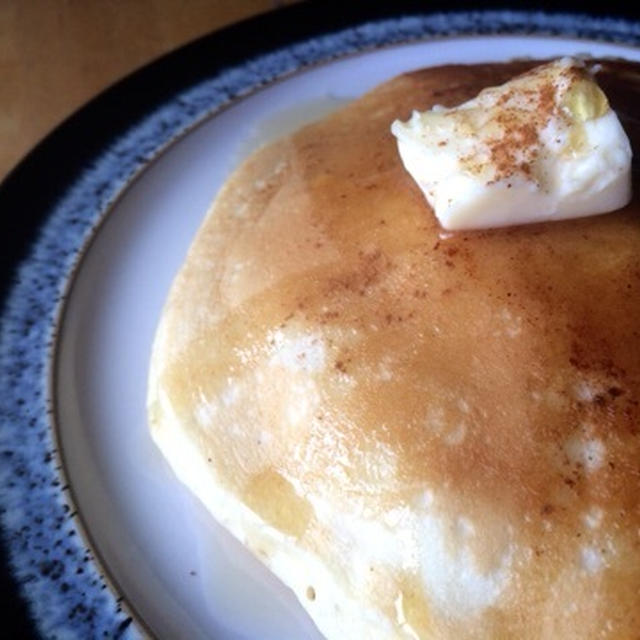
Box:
243, 469, 313, 539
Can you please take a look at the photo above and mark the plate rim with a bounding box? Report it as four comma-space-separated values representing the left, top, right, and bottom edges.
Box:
2, 6, 640, 639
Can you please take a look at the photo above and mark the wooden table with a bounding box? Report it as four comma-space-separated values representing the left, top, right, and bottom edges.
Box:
0, 0, 298, 182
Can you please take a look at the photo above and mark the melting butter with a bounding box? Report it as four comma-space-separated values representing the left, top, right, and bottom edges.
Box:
391, 58, 632, 230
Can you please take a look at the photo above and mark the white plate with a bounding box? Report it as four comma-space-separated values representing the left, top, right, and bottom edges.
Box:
54, 35, 640, 638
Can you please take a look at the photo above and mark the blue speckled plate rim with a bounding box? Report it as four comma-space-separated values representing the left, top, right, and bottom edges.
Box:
1, 6, 640, 639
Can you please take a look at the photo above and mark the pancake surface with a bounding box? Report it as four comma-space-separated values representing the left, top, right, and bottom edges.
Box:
148, 60, 640, 639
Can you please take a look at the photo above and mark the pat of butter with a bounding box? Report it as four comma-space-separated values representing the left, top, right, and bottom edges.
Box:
391, 58, 632, 230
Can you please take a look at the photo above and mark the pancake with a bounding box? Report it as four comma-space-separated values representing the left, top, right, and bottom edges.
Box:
147, 59, 640, 639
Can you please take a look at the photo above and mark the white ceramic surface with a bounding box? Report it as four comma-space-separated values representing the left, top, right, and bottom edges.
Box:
55, 36, 640, 639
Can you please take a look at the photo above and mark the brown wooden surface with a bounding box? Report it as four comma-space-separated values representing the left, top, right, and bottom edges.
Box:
0, 0, 298, 182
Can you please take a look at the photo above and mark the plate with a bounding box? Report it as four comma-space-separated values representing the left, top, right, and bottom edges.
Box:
2, 6, 640, 639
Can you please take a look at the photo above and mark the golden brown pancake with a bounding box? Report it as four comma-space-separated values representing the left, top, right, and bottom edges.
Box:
148, 59, 640, 639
